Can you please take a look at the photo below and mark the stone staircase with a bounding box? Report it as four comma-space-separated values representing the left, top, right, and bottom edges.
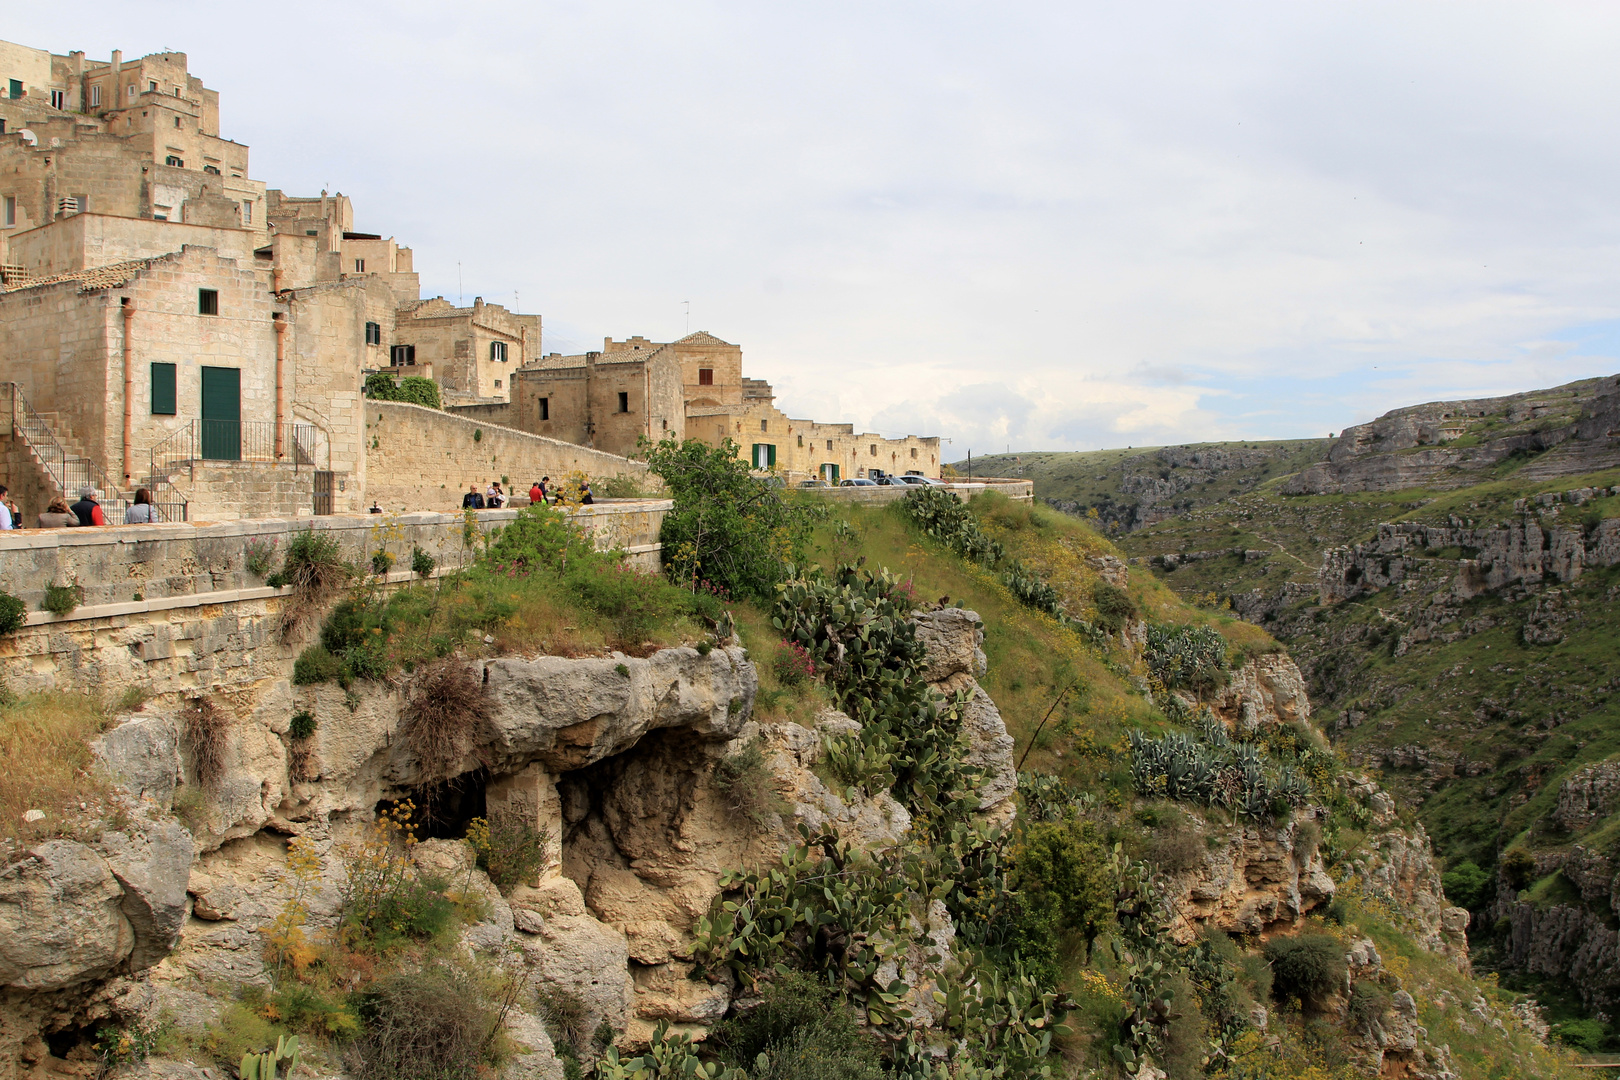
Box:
5, 391, 129, 518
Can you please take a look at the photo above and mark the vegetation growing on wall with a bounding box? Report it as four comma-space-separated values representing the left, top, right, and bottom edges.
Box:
363, 371, 443, 410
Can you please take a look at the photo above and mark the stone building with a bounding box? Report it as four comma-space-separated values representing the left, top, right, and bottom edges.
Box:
392, 296, 538, 404
508, 331, 940, 480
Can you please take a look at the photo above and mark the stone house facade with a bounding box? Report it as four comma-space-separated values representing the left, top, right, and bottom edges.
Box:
391, 296, 537, 404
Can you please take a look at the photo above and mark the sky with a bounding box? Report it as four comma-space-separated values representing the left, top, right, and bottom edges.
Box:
15, 2, 1620, 455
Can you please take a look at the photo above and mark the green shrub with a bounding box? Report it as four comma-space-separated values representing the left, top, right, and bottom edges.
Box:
364, 371, 442, 410
1552, 1017, 1609, 1054
749, 1017, 884, 1080
411, 545, 436, 578
644, 435, 819, 598
707, 972, 841, 1069
1011, 817, 1114, 952
712, 736, 785, 829
600, 473, 652, 499
288, 710, 317, 740
293, 645, 343, 685
350, 963, 506, 1080
42, 580, 83, 616
1091, 580, 1136, 633
1263, 934, 1346, 1009
565, 558, 691, 644
278, 529, 355, 639
1144, 623, 1228, 696
1501, 848, 1536, 892
466, 815, 550, 894
0, 590, 25, 635
1346, 981, 1391, 1034
771, 640, 815, 686
244, 538, 278, 578
1442, 860, 1491, 909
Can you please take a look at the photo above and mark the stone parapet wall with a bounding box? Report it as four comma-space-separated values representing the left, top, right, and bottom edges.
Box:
363, 401, 649, 515
801, 479, 1033, 505
175, 460, 315, 521
0, 502, 669, 698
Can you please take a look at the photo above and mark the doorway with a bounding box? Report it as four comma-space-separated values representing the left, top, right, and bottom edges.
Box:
200, 366, 241, 460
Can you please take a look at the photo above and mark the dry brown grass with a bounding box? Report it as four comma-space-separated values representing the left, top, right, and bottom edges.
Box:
0, 693, 118, 848
405, 660, 492, 779
182, 696, 231, 785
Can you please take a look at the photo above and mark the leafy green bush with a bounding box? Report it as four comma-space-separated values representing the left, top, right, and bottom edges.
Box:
350, 963, 505, 1080
1501, 848, 1536, 891
1552, 1017, 1609, 1053
1263, 934, 1346, 1009
363, 371, 442, 410
1092, 580, 1136, 633
1442, 860, 1491, 909
712, 736, 785, 829
0, 590, 25, 635
244, 538, 278, 578
292, 645, 342, 685
1011, 818, 1115, 953
42, 580, 82, 616
288, 710, 317, 740
708, 972, 840, 1068
466, 815, 550, 894
1346, 981, 1391, 1034
411, 545, 435, 578
644, 435, 819, 598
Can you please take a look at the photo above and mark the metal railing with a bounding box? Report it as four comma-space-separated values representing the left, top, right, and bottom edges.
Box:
149, 419, 329, 483
4, 382, 127, 512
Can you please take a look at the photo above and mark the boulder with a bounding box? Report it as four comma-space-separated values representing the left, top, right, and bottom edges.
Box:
0, 841, 134, 989
97, 820, 194, 971
93, 715, 181, 807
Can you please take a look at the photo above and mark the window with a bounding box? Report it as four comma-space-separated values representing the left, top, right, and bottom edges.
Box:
698, 368, 713, 386
90, 84, 101, 107
538, 397, 550, 421
50, 89, 65, 109
911, 447, 918, 458
174, 116, 180, 128
490, 341, 508, 362
150, 363, 177, 415
797, 435, 803, 447
198, 289, 218, 315
305, 229, 317, 236
494, 380, 501, 389
8, 79, 21, 100
391, 344, 416, 366
354, 258, 365, 273
751, 443, 777, 469
3, 196, 14, 227
365, 322, 381, 346
760, 419, 768, 432
165, 155, 183, 167
617, 391, 629, 413
870, 444, 877, 456
241, 200, 252, 223
204, 164, 220, 175
128, 83, 136, 99
148, 80, 157, 92
826, 439, 833, 451
0, 119, 5, 134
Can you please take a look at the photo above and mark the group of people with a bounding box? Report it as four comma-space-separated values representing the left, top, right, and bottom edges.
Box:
0, 484, 161, 530
461, 477, 593, 510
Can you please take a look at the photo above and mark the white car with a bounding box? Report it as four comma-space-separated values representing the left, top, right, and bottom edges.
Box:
839, 478, 879, 487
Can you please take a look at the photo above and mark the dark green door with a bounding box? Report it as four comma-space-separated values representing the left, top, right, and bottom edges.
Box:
200, 367, 241, 460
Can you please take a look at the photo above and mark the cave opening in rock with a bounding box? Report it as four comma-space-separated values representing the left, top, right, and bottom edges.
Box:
44, 1024, 96, 1061
379, 766, 490, 839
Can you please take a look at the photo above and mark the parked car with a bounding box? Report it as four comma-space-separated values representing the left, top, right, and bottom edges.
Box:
839, 478, 878, 487
797, 479, 830, 488
897, 474, 944, 486
874, 475, 913, 486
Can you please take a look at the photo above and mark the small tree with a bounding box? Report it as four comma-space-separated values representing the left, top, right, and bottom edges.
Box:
642, 436, 819, 599
363, 371, 442, 410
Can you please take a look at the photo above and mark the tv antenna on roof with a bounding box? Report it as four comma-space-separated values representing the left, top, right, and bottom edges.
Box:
683, 300, 690, 335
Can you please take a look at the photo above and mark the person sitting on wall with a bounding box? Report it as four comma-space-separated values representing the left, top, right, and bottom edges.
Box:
529, 479, 544, 505
71, 487, 105, 526
125, 488, 157, 524
0, 485, 12, 530
462, 484, 485, 510
486, 481, 504, 508
38, 498, 78, 528
580, 481, 594, 505
1, 488, 18, 529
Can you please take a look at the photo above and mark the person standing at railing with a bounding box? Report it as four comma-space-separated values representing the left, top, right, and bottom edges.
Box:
125, 488, 157, 525
71, 487, 105, 527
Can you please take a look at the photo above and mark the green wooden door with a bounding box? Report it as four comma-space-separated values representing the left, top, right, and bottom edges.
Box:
200, 366, 241, 461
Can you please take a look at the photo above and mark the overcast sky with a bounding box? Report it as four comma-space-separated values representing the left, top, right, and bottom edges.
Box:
16, 2, 1620, 454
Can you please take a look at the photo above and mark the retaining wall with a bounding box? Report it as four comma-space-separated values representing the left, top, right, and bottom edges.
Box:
363, 401, 649, 515
804, 479, 1034, 505
0, 501, 669, 699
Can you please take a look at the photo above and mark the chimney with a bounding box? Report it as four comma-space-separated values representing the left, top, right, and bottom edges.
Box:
111, 50, 122, 99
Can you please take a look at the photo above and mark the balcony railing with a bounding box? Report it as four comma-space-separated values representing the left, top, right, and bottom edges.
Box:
149, 420, 329, 483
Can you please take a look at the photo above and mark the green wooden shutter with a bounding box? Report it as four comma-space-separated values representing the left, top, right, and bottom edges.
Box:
150, 363, 176, 415
767, 444, 777, 468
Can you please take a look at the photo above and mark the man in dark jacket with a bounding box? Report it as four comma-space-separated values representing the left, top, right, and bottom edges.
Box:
71, 487, 105, 526
462, 484, 485, 509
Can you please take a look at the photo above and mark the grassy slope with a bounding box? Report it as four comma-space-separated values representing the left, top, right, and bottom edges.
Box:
730, 496, 1578, 1079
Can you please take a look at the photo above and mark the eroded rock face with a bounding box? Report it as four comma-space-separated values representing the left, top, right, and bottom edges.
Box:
1162, 813, 1335, 941
0, 842, 134, 991
1353, 824, 1469, 966
1212, 654, 1312, 733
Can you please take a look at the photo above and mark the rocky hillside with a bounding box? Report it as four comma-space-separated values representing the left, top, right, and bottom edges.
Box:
0, 482, 1583, 1080
1035, 376, 1620, 1055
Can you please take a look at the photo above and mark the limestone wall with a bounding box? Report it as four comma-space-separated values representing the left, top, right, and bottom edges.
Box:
363, 401, 649, 514
803, 479, 1034, 504
0, 502, 669, 698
